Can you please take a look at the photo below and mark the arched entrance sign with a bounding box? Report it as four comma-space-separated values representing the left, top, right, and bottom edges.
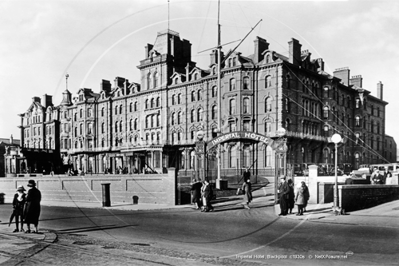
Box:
206, 131, 271, 152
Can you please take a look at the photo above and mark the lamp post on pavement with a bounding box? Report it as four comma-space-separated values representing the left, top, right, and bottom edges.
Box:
274, 128, 287, 204
331, 133, 342, 214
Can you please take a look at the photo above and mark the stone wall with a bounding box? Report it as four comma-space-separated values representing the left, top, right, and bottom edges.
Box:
0, 168, 177, 206
339, 185, 399, 212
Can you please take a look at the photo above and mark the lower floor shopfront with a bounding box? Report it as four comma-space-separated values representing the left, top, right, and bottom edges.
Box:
4, 132, 378, 180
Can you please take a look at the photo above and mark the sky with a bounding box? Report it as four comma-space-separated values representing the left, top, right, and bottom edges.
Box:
0, 0, 398, 148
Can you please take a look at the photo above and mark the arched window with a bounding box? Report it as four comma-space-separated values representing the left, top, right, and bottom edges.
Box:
152, 115, 156, 128
243, 77, 250, 90
172, 94, 175, 105
229, 145, 237, 168
265, 75, 271, 88
114, 106, 118, 115
265, 120, 272, 135
80, 123, 83, 135
177, 94, 181, 104
134, 102, 137, 111
323, 106, 329, 119
74, 127, 77, 137
355, 116, 361, 127
153, 72, 158, 88
266, 54, 270, 63
147, 73, 151, 90
157, 132, 161, 144
145, 99, 148, 109
80, 109, 83, 118
212, 105, 217, 120
229, 78, 236, 91
129, 102, 133, 112
129, 119, 132, 130
191, 109, 195, 122
191, 91, 196, 102
197, 90, 202, 101
101, 122, 105, 133
146, 116, 150, 128
229, 99, 236, 115
115, 121, 118, 132
171, 112, 175, 125
101, 107, 105, 117
265, 97, 272, 112
157, 114, 160, 127
119, 121, 123, 132
285, 119, 291, 131
197, 108, 203, 122
119, 105, 122, 114
212, 86, 217, 97
151, 98, 155, 108
265, 145, 273, 167
156, 97, 160, 107
177, 112, 181, 124
243, 97, 250, 114
134, 118, 138, 130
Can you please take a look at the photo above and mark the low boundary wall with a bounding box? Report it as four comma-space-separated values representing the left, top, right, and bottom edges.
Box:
339, 184, 399, 212
0, 168, 177, 206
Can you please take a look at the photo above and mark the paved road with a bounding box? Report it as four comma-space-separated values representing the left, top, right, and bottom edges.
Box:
1, 189, 399, 265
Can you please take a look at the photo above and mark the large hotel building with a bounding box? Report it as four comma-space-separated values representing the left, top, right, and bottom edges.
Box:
9, 29, 397, 179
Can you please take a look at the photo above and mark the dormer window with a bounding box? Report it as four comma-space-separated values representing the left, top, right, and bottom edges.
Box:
79, 95, 83, 101
266, 54, 270, 63
194, 73, 198, 80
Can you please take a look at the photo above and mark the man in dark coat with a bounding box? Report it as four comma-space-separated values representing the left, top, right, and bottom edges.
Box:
241, 178, 253, 209
243, 168, 251, 182
11, 185, 26, 232
24, 180, 42, 233
278, 176, 289, 216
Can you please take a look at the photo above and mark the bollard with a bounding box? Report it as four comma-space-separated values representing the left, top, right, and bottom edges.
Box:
133, 195, 139, 205
101, 183, 111, 207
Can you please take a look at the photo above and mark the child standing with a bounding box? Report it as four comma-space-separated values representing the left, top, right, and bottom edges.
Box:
11, 185, 26, 232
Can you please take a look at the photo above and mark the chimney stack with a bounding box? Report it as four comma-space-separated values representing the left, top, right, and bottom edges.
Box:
253, 36, 269, 64
288, 38, 302, 66
350, 75, 363, 88
377, 81, 383, 100
333, 67, 350, 86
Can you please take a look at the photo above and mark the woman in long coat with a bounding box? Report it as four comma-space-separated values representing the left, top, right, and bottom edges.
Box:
190, 179, 202, 210
241, 178, 253, 209
295, 181, 310, 216
287, 179, 295, 214
24, 180, 42, 233
200, 180, 214, 212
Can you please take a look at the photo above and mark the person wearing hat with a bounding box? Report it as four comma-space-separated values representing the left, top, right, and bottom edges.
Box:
277, 176, 289, 216
11, 185, 26, 232
24, 179, 42, 233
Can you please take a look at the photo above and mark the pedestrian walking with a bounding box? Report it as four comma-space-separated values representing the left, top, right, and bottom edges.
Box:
243, 167, 250, 182
10, 185, 26, 232
24, 180, 42, 233
200, 180, 214, 212
287, 179, 295, 214
190, 179, 202, 210
241, 178, 253, 209
372, 170, 383, 184
277, 176, 289, 216
295, 181, 310, 216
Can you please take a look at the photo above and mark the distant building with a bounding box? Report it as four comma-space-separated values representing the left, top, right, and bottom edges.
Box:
16, 29, 396, 178
0, 136, 20, 177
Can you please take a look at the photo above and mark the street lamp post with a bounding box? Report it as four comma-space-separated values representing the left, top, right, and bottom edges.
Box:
274, 128, 287, 204
331, 133, 342, 214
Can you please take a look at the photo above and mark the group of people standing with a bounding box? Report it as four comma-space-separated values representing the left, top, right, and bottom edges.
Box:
190, 179, 214, 212
278, 176, 309, 216
10, 179, 42, 234
370, 168, 392, 184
